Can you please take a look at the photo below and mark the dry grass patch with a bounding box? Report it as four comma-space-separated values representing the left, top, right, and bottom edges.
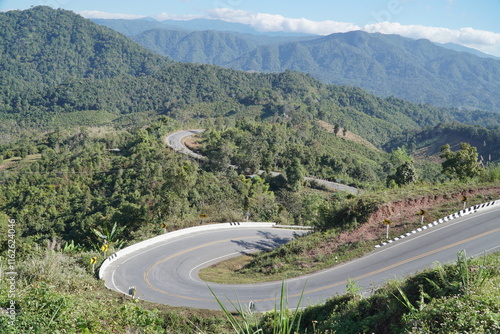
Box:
198, 254, 256, 284
0, 154, 41, 171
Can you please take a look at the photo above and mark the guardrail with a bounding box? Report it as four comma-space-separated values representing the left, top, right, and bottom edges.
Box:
374, 200, 499, 248
98, 222, 276, 279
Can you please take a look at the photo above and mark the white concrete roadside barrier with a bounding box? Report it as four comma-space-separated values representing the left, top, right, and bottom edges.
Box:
99, 222, 276, 279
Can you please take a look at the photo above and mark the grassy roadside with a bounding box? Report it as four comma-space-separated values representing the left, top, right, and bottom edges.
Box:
199, 183, 500, 284
297, 250, 500, 333
198, 235, 380, 284
0, 248, 232, 333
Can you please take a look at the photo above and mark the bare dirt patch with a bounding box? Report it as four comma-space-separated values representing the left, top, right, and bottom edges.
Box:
183, 134, 203, 151
304, 186, 500, 261
317, 120, 379, 151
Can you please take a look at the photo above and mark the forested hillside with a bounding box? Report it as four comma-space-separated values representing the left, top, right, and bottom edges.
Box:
99, 19, 500, 112
385, 122, 500, 162
131, 29, 267, 64
0, 119, 280, 247
199, 118, 389, 188
226, 31, 500, 112
2, 6, 500, 161
3, 7, 500, 149
0, 7, 168, 94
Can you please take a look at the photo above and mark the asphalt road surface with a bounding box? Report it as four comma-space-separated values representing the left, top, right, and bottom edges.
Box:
164, 129, 360, 194
102, 204, 500, 311
165, 129, 205, 160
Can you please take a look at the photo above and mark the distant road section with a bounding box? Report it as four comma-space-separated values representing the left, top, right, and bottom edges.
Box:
165, 129, 206, 160
165, 129, 359, 194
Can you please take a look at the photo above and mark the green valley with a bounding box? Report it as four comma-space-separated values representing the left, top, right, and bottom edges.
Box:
0, 6, 499, 334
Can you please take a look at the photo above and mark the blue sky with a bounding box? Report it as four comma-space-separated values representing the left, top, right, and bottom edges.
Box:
2, 0, 500, 56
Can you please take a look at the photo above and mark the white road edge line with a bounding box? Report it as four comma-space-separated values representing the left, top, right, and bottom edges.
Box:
188, 251, 250, 281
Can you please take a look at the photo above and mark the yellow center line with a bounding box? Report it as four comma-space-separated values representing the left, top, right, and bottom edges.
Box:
143, 236, 257, 301
292, 227, 500, 299
143, 228, 500, 303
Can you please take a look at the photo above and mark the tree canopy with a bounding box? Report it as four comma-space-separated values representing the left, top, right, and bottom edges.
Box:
440, 143, 483, 180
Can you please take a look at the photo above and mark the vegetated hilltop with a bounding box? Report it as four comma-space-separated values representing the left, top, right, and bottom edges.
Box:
0, 6, 168, 93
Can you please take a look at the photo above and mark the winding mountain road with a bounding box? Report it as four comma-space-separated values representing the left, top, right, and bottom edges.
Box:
164, 129, 360, 194
102, 131, 500, 311
101, 206, 500, 311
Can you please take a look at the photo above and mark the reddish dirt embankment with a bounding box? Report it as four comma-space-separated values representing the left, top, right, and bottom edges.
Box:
307, 187, 500, 259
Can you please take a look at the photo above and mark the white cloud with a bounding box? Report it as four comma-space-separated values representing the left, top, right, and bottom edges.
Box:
151, 12, 203, 21
206, 8, 500, 57
364, 21, 500, 56
78, 8, 500, 57
207, 8, 360, 34
78, 10, 145, 20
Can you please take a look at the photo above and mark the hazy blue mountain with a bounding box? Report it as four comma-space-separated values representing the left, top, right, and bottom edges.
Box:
131, 29, 260, 64
92, 18, 313, 37
90, 18, 186, 36
436, 42, 500, 60
225, 31, 500, 112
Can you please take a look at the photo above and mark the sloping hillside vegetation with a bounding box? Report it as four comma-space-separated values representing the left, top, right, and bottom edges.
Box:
132, 29, 262, 64
225, 31, 500, 112
3, 6, 500, 151
0, 6, 168, 95
1, 7, 500, 334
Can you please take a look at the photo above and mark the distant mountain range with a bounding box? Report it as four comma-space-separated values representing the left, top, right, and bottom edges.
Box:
0, 7, 471, 145
93, 18, 500, 113
91, 18, 314, 37
436, 43, 500, 60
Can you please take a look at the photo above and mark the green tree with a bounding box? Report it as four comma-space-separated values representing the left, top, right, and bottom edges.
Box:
392, 161, 418, 186
333, 124, 340, 136
286, 158, 304, 192
440, 143, 483, 180
390, 146, 412, 167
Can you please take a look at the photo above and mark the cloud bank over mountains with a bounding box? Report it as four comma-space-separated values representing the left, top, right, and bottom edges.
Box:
79, 8, 500, 57
206, 8, 361, 35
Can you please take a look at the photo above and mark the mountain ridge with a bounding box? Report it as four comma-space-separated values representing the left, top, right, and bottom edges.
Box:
92, 18, 500, 112
225, 30, 500, 111
0, 6, 170, 95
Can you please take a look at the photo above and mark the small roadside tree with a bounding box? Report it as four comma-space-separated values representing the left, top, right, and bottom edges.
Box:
386, 160, 418, 188
440, 143, 482, 180
393, 161, 418, 186
286, 157, 304, 192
